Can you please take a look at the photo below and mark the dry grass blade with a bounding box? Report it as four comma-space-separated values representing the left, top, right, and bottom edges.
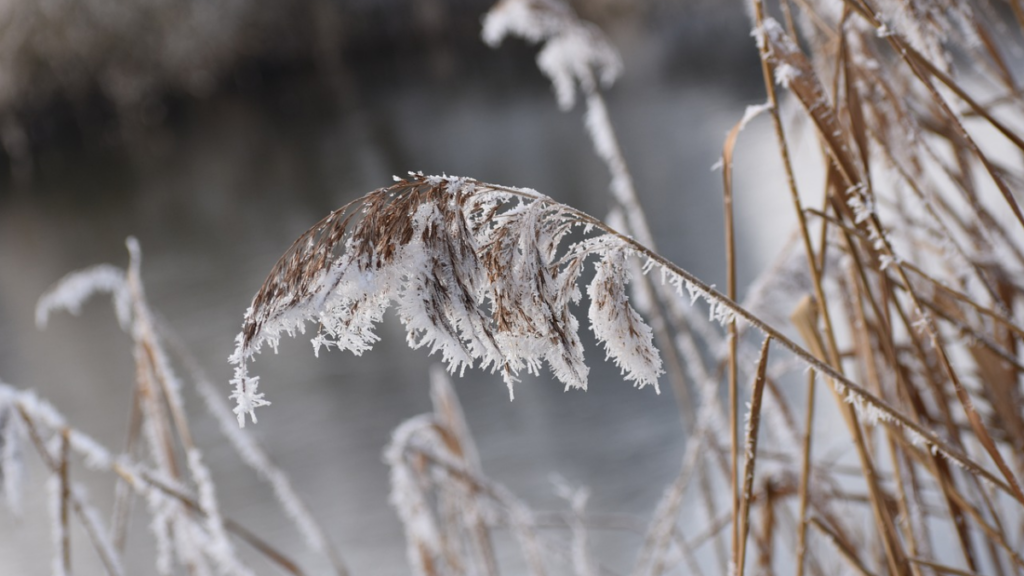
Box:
735, 337, 771, 576
428, 368, 497, 576
111, 387, 143, 552
755, 17, 861, 188
892, 431, 1024, 571
790, 296, 819, 576
721, 104, 748, 571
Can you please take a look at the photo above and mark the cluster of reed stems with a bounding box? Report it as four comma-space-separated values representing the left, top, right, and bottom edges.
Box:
4, 238, 349, 575
5, 0, 1024, 574
310, 1, 1024, 574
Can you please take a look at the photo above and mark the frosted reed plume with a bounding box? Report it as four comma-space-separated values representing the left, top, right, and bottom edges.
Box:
231, 173, 666, 426
233, 167, 1019, 492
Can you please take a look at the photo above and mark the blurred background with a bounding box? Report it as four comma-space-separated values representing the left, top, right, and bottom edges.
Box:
0, 0, 801, 573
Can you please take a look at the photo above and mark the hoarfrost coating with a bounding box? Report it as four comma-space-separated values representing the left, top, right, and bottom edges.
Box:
232, 174, 666, 424
228, 173, 1017, 502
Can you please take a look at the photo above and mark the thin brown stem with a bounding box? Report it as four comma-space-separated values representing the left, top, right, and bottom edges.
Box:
791, 299, 819, 576
59, 427, 71, 576
16, 406, 122, 576
112, 465, 307, 576
722, 105, 742, 573
907, 558, 982, 576
736, 337, 772, 576
111, 386, 142, 552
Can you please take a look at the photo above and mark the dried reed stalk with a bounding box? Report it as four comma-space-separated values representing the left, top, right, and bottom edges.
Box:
735, 337, 771, 576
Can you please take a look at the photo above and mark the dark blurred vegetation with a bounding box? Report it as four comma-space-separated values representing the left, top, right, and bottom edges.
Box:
0, 0, 756, 188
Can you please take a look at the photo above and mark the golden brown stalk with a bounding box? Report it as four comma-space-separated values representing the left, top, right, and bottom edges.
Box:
736, 337, 772, 576
722, 103, 742, 573
891, 432, 1024, 570
750, 7, 908, 573
789, 297, 820, 576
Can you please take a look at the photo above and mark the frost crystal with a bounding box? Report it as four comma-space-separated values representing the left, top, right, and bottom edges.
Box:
588, 248, 663, 390
229, 364, 269, 428
483, 0, 621, 110
773, 63, 801, 88
740, 102, 772, 130
846, 187, 875, 225
35, 264, 131, 331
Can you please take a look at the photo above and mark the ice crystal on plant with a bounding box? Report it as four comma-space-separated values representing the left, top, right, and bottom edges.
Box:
587, 247, 663, 391
483, 0, 621, 110
739, 102, 772, 130
229, 364, 269, 428
35, 264, 131, 331
846, 189, 875, 225
68, 430, 113, 471
773, 62, 801, 88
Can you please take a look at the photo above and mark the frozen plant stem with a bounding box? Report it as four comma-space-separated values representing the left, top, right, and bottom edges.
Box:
163, 328, 350, 576
756, 2, 1024, 505
33, 238, 342, 575
752, 5, 904, 574
15, 405, 124, 576
233, 174, 1019, 507
735, 337, 771, 576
